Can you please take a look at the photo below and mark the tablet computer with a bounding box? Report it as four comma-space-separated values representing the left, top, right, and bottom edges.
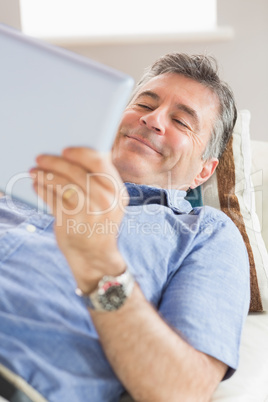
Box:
0, 24, 134, 211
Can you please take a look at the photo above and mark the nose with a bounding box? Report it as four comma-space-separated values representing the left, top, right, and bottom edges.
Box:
139, 108, 166, 135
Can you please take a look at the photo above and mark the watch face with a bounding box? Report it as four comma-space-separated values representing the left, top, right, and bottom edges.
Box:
98, 282, 127, 311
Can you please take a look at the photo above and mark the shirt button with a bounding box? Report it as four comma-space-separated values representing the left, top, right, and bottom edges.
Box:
26, 224, 36, 233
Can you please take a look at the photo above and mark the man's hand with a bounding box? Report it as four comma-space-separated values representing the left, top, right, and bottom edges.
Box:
30, 147, 129, 293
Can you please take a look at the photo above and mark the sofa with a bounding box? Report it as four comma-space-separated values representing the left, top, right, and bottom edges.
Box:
211, 138, 268, 401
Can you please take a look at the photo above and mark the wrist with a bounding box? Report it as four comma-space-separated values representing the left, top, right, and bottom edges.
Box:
69, 250, 126, 294
75, 267, 135, 312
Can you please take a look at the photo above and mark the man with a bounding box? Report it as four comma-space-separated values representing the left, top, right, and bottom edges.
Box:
0, 53, 250, 401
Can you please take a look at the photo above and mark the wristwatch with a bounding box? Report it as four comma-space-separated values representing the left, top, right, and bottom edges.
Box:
75, 268, 135, 311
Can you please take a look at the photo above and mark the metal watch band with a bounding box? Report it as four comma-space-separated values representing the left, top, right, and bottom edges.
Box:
75, 268, 134, 311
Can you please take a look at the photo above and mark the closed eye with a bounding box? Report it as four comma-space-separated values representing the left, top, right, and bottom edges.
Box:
174, 119, 190, 129
137, 103, 153, 111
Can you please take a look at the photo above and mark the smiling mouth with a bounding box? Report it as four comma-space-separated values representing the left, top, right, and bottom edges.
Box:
126, 135, 162, 155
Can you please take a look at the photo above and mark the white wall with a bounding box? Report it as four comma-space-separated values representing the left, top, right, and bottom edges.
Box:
58, 0, 268, 141
0, 0, 21, 29
1, 0, 267, 141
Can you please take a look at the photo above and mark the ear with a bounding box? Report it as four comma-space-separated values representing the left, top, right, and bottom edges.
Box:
190, 158, 218, 189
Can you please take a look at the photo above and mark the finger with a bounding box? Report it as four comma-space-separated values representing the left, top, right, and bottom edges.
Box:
62, 148, 123, 183
62, 147, 111, 169
35, 154, 90, 193
62, 148, 127, 197
36, 149, 111, 177
35, 152, 125, 198
30, 167, 120, 216
30, 168, 85, 214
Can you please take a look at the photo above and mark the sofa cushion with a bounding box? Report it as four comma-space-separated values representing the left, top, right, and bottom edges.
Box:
187, 110, 268, 312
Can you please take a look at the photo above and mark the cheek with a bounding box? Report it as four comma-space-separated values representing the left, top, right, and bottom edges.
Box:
172, 131, 205, 158
168, 134, 203, 171
170, 134, 192, 156
113, 111, 134, 146
120, 108, 140, 126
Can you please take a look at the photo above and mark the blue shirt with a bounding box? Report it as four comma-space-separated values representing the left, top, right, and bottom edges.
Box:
0, 183, 250, 401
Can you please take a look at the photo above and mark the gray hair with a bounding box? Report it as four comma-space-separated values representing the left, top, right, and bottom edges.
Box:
131, 53, 237, 160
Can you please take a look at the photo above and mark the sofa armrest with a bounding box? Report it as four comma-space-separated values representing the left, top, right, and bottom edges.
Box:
251, 140, 268, 249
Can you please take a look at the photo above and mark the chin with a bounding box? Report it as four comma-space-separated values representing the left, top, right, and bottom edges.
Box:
114, 159, 148, 184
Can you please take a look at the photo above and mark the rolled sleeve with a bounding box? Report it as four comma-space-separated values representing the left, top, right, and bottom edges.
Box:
158, 211, 250, 378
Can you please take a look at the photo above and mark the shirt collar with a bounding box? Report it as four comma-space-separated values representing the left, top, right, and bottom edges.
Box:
125, 183, 192, 214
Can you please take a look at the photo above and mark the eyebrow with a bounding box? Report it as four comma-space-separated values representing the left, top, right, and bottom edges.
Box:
175, 104, 200, 132
135, 90, 160, 102
135, 90, 200, 131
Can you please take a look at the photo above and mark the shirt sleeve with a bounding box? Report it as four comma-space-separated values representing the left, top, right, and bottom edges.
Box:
158, 209, 250, 380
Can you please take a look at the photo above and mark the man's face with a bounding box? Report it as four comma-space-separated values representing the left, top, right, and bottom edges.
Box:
112, 73, 219, 190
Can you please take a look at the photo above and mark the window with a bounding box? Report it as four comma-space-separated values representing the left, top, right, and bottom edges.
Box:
20, 0, 217, 41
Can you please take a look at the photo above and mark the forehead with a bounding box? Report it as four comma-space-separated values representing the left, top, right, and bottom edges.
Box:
137, 73, 217, 103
